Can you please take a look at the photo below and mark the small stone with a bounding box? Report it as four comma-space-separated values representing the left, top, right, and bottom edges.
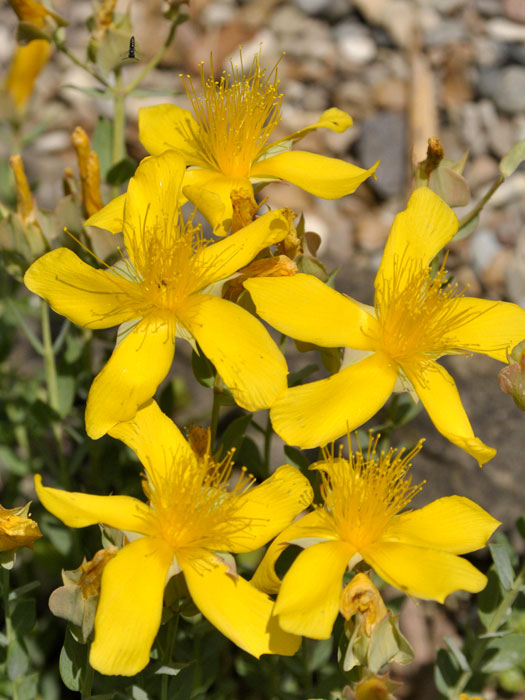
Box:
504, 0, 525, 23
482, 248, 513, 292
357, 111, 407, 198
372, 78, 407, 110
453, 265, 482, 298
333, 23, 377, 66
470, 228, 503, 275
493, 66, 525, 114
466, 155, 500, 191
486, 18, 525, 41
354, 210, 392, 252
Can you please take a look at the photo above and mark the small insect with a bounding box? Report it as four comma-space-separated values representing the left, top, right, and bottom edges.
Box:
122, 36, 139, 63
127, 36, 137, 60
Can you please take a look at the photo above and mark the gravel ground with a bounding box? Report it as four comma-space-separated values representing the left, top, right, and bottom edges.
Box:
2, 1, 525, 697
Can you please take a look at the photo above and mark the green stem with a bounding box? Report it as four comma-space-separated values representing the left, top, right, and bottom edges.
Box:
263, 412, 273, 476
450, 563, 525, 698
161, 613, 179, 700
54, 43, 111, 89
7, 298, 44, 355
210, 388, 221, 450
41, 301, 68, 485
123, 18, 181, 96
457, 174, 505, 232
2, 569, 19, 700
81, 654, 94, 700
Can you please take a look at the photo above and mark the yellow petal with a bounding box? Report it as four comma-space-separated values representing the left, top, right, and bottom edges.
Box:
180, 554, 301, 657
85, 317, 175, 439
192, 209, 292, 290
108, 399, 197, 481
123, 151, 185, 256
183, 170, 251, 236
385, 496, 500, 554
282, 107, 353, 143
274, 540, 354, 639
34, 475, 152, 533
245, 274, 379, 350
90, 537, 174, 676
85, 193, 126, 233
138, 103, 201, 160
364, 542, 488, 603
229, 465, 314, 553
251, 510, 337, 594
24, 248, 138, 329
376, 187, 458, 293
6, 40, 52, 109
404, 362, 496, 466
249, 151, 378, 199
445, 297, 525, 362
270, 352, 398, 448
178, 294, 287, 411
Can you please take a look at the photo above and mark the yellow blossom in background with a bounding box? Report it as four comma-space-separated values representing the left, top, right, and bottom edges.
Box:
0, 502, 42, 552
128, 51, 379, 235
252, 437, 499, 640
245, 187, 525, 465
5, 40, 52, 111
25, 151, 291, 438
36, 400, 313, 675
72, 126, 104, 217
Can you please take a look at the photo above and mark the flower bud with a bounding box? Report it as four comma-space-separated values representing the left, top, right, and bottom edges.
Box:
72, 126, 104, 217
498, 340, 525, 411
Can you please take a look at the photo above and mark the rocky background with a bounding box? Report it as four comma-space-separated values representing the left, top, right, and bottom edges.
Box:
2, 1, 525, 698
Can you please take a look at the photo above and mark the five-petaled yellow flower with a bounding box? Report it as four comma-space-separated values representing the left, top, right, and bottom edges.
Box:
251, 438, 499, 640
125, 52, 378, 235
35, 400, 313, 676
25, 151, 291, 439
245, 187, 525, 465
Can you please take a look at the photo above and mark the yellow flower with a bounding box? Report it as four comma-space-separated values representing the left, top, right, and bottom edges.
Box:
245, 187, 525, 465
25, 151, 291, 439
131, 52, 378, 235
251, 438, 499, 640
35, 400, 313, 676
5, 40, 52, 111
0, 502, 42, 552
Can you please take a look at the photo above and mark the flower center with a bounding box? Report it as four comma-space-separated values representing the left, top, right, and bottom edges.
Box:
115, 211, 211, 324
316, 437, 424, 550
179, 52, 283, 178
374, 256, 475, 373
143, 453, 255, 554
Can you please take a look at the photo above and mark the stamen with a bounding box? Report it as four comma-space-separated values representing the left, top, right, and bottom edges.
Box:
314, 436, 425, 549
178, 51, 283, 178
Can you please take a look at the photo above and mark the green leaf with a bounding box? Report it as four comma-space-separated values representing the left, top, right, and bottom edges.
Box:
235, 437, 264, 478
307, 638, 333, 672
483, 634, 525, 672
7, 637, 28, 680
444, 635, 470, 672
16, 22, 50, 43
14, 674, 38, 700
288, 363, 319, 387
92, 117, 114, 179
500, 140, 525, 178
478, 568, 504, 630
106, 157, 138, 186
11, 598, 35, 637
191, 349, 215, 388
284, 445, 311, 471
434, 648, 461, 695
0, 445, 29, 476
61, 85, 112, 99
39, 513, 73, 556
218, 413, 252, 457
429, 166, 470, 207
517, 515, 525, 540
489, 543, 514, 590
59, 626, 87, 692
57, 374, 75, 418
453, 214, 479, 242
